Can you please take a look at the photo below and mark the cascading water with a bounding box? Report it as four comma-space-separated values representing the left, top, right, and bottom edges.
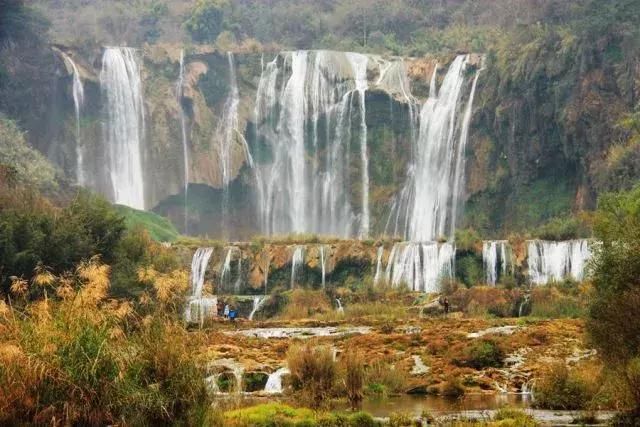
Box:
176, 50, 189, 232
482, 240, 510, 285
346, 53, 370, 237
384, 242, 455, 292
290, 246, 305, 289
217, 53, 254, 235
386, 55, 481, 241
264, 367, 290, 394
61, 52, 85, 185
373, 246, 384, 285
185, 248, 216, 323
336, 298, 344, 314
249, 295, 267, 320
221, 248, 234, 291
234, 256, 243, 294
527, 240, 592, 285
100, 47, 146, 210
254, 50, 383, 237
319, 245, 327, 288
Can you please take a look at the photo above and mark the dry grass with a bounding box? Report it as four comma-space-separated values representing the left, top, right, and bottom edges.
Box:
0, 259, 210, 425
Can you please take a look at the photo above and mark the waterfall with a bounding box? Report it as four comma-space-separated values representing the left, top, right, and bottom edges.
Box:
191, 247, 214, 297
346, 53, 370, 237
319, 245, 328, 288
483, 240, 510, 285
373, 246, 384, 285
386, 55, 481, 241
61, 52, 85, 185
254, 50, 384, 237
264, 367, 290, 394
234, 256, 242, 294
185, 248, 216, 324
336, 298, 344, 314
221, 248, 234, 291
384, 242, 454, 292
249, 295, 267, 320
100, 47, 146, 210
217, 53, 250, 236
527, 240, 592, 285
290, 246, 305, 289
176, 49, 189, 232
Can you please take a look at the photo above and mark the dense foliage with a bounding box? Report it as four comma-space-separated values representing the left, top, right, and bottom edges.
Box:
588, 185, 640, 412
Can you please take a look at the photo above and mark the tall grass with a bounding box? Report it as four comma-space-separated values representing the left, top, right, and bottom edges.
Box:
0, 258, 211, 425
286, 344, 336, 409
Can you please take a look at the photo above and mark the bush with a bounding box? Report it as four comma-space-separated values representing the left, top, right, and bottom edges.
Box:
0, 260, 209, 425
534, 363, 593, 410
365, 361, 408, 396
457, 340, 504, 369
441, 377, 465, 398
184, 0, 228, 43
287, 344, 337, 408
342, 351, 365, 410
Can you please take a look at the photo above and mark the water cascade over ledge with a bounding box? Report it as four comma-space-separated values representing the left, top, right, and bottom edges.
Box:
527, 240, 592, 285
100, 47, 146, 210
483, 241, 511, 285
185, 247, 216, 323
60, 52, 85, 185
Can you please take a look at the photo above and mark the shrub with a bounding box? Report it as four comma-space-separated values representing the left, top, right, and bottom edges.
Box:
287, 344, 337, 408
457, 339, 504, 369
184, 0, 228, 43
534, 363, 593, 410
441, 377, 465, 398
365, 361, 408, 396
342, 351, 365, 410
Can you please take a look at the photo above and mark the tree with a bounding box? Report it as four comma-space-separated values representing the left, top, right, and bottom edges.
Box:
588, 185, 640, 413
184, 0, 228, 43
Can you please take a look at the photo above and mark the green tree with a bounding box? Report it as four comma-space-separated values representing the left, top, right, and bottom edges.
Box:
184, 0, 228, 43
588, 185, 640, 414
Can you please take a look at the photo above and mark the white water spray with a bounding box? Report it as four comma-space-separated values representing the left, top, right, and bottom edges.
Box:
100, 47, 146, 209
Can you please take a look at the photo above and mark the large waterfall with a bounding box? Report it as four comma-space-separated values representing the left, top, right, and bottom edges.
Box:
101, 47, 146, 210
384, 242, 455, 292
254, 51, 382, 237
387, 55, 481, 241
61, 52, 85, 185
527, 240, 592, 285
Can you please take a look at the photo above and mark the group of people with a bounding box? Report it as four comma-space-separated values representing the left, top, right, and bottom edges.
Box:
217, 301, 237, 320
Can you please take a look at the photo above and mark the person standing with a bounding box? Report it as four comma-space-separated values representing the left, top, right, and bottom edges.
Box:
224, 303, 230, 319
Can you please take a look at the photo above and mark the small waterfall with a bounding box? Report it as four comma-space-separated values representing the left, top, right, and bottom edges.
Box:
61, 52, 85, 185
290, 246, 305, 289
218, 52, 249, 236
373, 246, 384, 285
191, 248, 214, 297
264, 367, 290, 394
384, 242, 455, 292
185, 248, 215, 324
518, 293, 531, 317
319, 245, 327, 288
221, 248, 234, 291
482, 240, 510, 285
527, 239, 592, 285
100, 47, 146, 210
387, 55, 482, 241
176, 49, 189, 232
346, 53, 370, 237
336, 298, 344, 315
249, 295, 267, 320
234, 256, 242, 294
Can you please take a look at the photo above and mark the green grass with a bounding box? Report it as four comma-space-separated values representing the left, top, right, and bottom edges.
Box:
115, 205, 180, 242
223, 403, 380, 427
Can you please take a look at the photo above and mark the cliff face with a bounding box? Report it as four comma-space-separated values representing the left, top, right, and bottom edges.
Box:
11, 42, 640, 239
